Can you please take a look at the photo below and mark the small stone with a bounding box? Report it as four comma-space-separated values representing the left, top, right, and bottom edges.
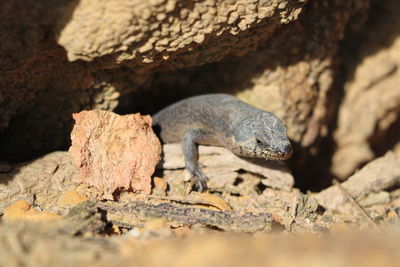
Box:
141, 9, 152, 20
227, 11, 239, 24
171, 24, 181, 34
153, 30, 161, 37
236, 4, 246, 15
138, 42, 154, 53
278, 2, 287, 9
180, 9, 189, 19
193, 34, 205, 44
197, 5, 209, 14
165, 0, 176, 12
157, 39, 170, 46
143, 58, 154, 63
182, 37, 193, 46
238, 19, 247, 31
170, 39, 180, 47
244, 14, 257, 25
156, 13, 166, 21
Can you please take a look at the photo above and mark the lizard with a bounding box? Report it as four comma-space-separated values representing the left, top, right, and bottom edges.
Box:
152, 94, 292, 192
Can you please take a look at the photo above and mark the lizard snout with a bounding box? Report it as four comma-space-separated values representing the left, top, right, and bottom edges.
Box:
278, 143, 293, 160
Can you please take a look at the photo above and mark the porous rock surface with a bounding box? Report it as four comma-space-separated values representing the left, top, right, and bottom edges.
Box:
69, 110, 161, 198
0, 0, 306, 161
0, 151, 79, 214
59, 0, 305, 65
0, 0, 399, 186
317, 152, 400, 210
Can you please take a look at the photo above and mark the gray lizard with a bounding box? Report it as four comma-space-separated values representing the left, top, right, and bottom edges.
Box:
152, 94, 292, 192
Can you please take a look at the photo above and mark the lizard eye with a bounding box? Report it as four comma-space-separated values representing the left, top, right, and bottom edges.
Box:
256, 138, 263, 146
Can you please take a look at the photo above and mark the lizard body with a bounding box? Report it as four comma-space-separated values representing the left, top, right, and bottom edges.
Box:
152, 94, 292, 191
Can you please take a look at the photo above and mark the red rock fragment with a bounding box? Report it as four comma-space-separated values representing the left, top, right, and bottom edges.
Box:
69, 110, 161, 198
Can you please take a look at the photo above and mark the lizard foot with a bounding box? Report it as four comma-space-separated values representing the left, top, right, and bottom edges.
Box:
187, 166, 209, 192
191, 176, 208, 192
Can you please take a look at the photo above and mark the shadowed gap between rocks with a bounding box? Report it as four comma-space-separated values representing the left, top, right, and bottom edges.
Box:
323, 0, 400, 187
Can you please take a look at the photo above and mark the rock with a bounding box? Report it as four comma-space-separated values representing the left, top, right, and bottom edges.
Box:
160, 143, 294, 192
58, 0, 304, 63
316, 152, 400, 210
69, 110, 161, 199
0, 0, 306, 161
332, 0, 400, 179
62, 201, 107, 236
0, 151, 79, 214
0, 0, 370, 169
359, 191, 391, 207
59, 190, 88, 208
3, 200, 61, 222
152, 177, 168, 196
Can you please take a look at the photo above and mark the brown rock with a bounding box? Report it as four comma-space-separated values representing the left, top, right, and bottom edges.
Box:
58, 0, 304, 63
59, 190, 88, 207
69, 110, 161, 198
152, 177, 168, 196
1, 0, 398, 194
3, 200, 61, 222
0, 151, 79, 214
160, 143, 294, 192
332, 0, 400, 178
0, 0, 306, 161
316, 152, 400, 210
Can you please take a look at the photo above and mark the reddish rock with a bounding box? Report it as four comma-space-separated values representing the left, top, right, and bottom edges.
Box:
69, 110, 161, 198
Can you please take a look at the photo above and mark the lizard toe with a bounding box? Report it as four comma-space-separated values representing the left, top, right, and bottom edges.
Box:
188, 166, 209, 192
192, 177, 208, 192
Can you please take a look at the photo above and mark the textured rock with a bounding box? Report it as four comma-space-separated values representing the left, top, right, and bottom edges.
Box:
0, 1, 92, 161
332, 0, 400, 178
160, 143, 294, 191
1, 0, 399, 193
69, 110, 161, 198
59, 190, 88, 207
316, 152, 400, 210
3, 200, 61, 222
0, 0, 306, 161
0, 151, 79, 214
58, 0, 306, 65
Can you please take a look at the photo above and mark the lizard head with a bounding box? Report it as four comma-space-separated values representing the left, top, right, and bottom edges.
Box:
231, 112, 292, 160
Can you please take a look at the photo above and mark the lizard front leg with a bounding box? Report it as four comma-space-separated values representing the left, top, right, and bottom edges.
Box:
181, 129, 212, 192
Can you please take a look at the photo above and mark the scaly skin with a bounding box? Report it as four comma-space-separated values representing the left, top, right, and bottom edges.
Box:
152, 94, 292, 192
